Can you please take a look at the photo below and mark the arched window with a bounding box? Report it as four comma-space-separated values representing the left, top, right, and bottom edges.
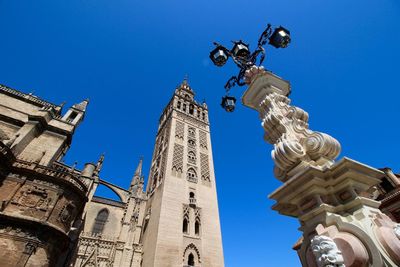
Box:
188, 127, 195, 137
183, 104, 187, 112
188, 253, 195, 266
183, 217, 189, 234
195, 219, 200, 236
189, 104, 194, 115
92, 209, 109, 235
189, 192, 195, 198
188, 139, 195, 147
187, 168, 197, 183
188, 151, 196, 163
177, 101, 181, 109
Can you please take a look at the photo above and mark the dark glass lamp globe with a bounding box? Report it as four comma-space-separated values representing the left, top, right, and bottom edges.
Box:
210, 46, 229, 67
221, 96, 236, 112
269, 26, 291, 48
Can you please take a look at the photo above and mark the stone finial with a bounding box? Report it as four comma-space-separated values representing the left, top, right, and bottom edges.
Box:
72, 99, 89, 112
311, 235, 345, 267
242, 66, 341, 181
95, 153, 105, 174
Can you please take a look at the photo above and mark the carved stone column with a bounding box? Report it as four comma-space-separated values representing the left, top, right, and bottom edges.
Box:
242, 66, 400, 267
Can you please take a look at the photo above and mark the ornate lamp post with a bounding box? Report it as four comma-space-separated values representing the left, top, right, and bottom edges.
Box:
210, 24, 400, 267
209, 24, 291, 112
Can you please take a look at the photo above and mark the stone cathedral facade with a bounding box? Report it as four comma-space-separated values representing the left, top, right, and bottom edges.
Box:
0, 80, 224, 267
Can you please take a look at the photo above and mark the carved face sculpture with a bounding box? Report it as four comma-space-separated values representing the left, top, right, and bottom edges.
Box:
311, 235, 345, 267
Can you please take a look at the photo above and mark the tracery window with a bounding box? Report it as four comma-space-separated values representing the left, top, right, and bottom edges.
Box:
187, 168, 197, 183
188, 127, 195, 137
183, 217, 189, 234
188, 151, 196, 163
188, 139, 196, 147
92, 209, 109, 235
195, 219, 200, 236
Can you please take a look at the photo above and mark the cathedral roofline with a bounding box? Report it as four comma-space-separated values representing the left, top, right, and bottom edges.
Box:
0, 83, 60, 110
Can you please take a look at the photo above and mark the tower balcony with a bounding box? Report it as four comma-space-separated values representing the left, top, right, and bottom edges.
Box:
189, 197, 197, 207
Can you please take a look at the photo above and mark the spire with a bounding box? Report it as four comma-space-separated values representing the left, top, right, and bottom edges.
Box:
72, 98, 89, 112
130, 157, 143, 192
95, 153, 105, 174
175, 76, 195, 99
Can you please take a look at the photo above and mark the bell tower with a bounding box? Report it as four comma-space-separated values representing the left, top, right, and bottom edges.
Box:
141, 79, 224, 267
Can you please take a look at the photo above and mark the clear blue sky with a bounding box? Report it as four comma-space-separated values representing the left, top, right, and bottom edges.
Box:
1, 1, 399, 266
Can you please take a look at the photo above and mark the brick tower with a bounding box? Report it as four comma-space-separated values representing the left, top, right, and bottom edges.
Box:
140, 79, 224, 267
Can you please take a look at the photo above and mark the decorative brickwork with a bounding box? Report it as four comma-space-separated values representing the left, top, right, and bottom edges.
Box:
199, 130, 207, 149
172, 143, 184, 173
175, 121, 184, 139
200, 153, 210, 182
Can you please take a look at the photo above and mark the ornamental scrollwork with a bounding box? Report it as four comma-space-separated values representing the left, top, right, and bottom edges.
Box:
245, 66, 341, 180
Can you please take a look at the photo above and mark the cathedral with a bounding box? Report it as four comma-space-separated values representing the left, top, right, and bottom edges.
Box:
0, 80, 224, 267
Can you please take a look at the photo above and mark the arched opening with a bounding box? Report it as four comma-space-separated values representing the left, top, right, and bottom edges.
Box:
183, 217, 189, 234
188, 151, 196, 163
189, 192, 195, 198
195, 219, 200, 236
187, 168, 197, 183
189, 104, 194, 115
177, 101, 181, 109
188, 253, 195, 266
92, 208, 109, 235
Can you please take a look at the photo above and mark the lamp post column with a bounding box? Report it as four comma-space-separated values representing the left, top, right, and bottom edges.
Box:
242, 66, 400, 267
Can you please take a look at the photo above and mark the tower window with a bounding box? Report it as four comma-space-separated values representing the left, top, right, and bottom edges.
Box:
189, 104, 194, 115
188, 151, 196, 163
188, 127, 195, 137
188, 253, 195, 266
202, 112, 205, 120
183, 217, 189, 234
183, 104, 187, 112
187, 168, 197, 183
92, 209, 109, 235
195, 219, 200, 236
188, 139, 195, 147
177, 101, 181, 109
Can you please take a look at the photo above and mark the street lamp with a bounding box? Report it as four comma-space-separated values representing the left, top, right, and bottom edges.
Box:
209, 24, 291, 112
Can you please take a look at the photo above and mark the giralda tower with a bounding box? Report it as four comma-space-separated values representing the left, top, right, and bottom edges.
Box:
140, 79, 224, 267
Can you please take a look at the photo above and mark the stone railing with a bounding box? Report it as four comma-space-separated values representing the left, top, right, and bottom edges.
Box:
0, 84, 57, 108
13, 160, 88, 193
189, 197, 196, 206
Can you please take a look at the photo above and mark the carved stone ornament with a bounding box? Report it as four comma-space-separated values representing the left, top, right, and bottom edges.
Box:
244, 66, 341, 180
311, 235, 345, 267
394, 224, 400, 240
12, 185, 51, 211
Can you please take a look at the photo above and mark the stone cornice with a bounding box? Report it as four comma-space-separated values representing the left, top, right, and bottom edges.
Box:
0, 84, 59, 109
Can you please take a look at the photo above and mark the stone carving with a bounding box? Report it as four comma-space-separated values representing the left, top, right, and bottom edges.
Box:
59, 201, 77, 227
394, 224, 400, 240
311, 235, 345, 267
244, 66, 341, 180
12, 185, 51, 211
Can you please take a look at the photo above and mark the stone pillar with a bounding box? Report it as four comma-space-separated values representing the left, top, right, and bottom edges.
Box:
242, 66, 400, 267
